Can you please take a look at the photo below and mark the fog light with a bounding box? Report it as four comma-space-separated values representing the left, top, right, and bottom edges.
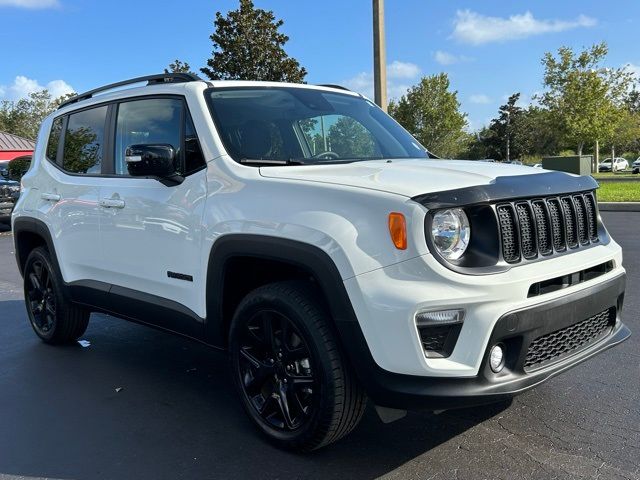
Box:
415, 309, 465, 326
489, 344, 505, 373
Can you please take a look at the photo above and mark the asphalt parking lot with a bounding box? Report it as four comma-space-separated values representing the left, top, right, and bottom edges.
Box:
0, 212, 638, 480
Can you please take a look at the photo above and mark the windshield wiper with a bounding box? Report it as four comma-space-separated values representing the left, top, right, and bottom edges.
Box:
239, 158, 307, 166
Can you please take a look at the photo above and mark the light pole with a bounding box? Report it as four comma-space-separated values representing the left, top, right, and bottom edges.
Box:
373, 0, 387, 111
505, 110, 510, 162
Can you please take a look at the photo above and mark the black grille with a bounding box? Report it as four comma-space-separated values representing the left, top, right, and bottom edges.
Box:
531, 200, 552, 255
418, 324, 463, 358
515, 202, 537, 259
497, 205, 520, 263
561, 196, 578, 248
524, 308, 615, 370
497, 192, 598, 264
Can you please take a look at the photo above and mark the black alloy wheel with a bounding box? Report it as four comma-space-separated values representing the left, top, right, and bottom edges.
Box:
26, 257, 57, 336
237, 309, 317, 431
229, 281, 367, 451
23, 247, 89, 344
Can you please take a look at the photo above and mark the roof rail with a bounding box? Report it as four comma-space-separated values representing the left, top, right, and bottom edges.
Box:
317, 84, 351, 92
57, 73, 203, 109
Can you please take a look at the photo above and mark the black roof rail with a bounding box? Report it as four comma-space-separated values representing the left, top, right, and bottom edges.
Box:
57, 73, 203, 109
317, 84, 351, 92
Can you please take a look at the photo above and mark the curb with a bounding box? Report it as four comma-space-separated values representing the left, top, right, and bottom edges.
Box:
599, 202, 640, 212
595, 177, 640, 183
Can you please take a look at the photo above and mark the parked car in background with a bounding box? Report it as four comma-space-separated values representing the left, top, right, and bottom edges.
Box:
0, 178, 20, 224
0, 160, 9, 178
632, 157, 640, 174
599, 157, 628, 172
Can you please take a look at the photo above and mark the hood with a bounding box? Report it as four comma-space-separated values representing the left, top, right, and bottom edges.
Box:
259, 159, 548, 198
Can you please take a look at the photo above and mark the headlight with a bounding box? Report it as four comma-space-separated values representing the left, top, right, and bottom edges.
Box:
430, 208, 470, 260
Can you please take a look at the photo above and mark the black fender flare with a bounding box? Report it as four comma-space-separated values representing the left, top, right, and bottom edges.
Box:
204, 234, 359, 347
12, 217, 59, 278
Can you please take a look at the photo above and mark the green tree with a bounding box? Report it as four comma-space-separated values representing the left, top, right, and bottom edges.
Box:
539, 42, 633, 163
164, 59, 194, 74
201, 0, 307, 82
388, 74, 468, 158
327, 117, 376, 157
0, 89, 74, 140
8, 156, 31, 180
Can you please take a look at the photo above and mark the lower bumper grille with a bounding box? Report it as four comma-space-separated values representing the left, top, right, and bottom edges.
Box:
524, 308, 615, 370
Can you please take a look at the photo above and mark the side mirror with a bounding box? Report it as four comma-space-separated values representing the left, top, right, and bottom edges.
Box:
125, 144, 183, 185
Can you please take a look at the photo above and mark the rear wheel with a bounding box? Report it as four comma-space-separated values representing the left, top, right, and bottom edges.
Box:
229, 281, 366, 451
24, 247, 89, 344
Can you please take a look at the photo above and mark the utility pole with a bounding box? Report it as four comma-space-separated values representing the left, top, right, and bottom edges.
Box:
373, 0, 387, 111
505, 110, 510, 162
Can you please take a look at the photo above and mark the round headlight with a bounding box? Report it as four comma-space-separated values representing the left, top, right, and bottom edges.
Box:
430, 208, 471, 260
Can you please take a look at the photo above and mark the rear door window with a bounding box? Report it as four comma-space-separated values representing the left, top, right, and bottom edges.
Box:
62, 106, 108, 174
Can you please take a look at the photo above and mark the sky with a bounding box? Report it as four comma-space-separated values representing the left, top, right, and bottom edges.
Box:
2, 0, 640, 130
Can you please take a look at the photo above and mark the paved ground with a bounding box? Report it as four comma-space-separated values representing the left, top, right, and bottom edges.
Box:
0, 214, 638, 480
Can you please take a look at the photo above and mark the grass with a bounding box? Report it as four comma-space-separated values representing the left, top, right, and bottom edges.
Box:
596, 182, 640, 202
592, 171, 639, 179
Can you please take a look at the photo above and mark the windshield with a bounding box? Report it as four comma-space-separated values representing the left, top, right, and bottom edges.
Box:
206, 87, 427, 165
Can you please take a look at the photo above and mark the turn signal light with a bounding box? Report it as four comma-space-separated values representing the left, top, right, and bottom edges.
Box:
388, 212, 407, 250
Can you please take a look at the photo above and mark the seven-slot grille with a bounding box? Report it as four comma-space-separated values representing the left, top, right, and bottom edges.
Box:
496, 192, 599, 264
523, 308, 615, 370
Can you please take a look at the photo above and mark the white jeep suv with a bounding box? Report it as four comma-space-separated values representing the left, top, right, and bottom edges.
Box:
12, 74, 630, 451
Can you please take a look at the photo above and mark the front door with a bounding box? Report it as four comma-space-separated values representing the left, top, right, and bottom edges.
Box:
98, 97, 208, 333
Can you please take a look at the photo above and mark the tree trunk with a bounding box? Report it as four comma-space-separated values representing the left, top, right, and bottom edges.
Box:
577, 142, 583, 156
594, 139, 599, 173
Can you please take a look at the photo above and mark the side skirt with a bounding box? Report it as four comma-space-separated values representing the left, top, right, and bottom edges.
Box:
67, 280, 210, 344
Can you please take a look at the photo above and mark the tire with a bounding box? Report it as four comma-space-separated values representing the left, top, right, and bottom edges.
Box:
23, 246, 89, 344
229, 281, 367, 451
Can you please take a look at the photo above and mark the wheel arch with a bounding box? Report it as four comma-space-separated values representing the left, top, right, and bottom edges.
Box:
205, 234, 359, 348
12, 217, 59, 278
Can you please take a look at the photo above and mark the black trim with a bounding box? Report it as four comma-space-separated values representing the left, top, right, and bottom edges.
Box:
13, 217, 61, 278
167, 271, 193, 282
58, 73, 203, 109
67, 280, 204, 340
337, 273, 629, 410
411, 172, 599, 209
205, 234, 358, 347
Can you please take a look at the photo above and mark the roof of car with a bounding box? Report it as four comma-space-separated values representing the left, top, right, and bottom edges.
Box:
56, 74, 360, 114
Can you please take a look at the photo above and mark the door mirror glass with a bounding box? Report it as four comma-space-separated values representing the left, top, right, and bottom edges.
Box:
125, 144, 178, 180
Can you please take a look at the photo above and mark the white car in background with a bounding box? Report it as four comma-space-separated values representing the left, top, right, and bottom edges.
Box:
599, 157, 628, 172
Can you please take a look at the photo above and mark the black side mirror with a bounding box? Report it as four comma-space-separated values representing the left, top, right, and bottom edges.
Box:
125, 144, 183, 185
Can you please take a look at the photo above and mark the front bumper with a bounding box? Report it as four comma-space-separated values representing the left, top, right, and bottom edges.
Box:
339, 273, 629, 410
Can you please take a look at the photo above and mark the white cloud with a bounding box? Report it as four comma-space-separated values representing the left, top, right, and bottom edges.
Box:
0, 75, 74, 100
469, 94, 491, 104
342, 61, 421, 101
0, 0, 59, 7
434, 50, 471, 66
387, 60, 421, 79
452, 10, 597, 45
623, 63, 640, 79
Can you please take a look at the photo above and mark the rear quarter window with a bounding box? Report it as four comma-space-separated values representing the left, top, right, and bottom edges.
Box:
46, 117, 63, 162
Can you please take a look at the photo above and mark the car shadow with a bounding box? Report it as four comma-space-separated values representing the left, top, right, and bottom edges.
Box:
0, 300, 512, 480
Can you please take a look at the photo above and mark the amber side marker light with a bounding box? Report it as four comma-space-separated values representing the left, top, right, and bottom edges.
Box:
388, 212, 407, 250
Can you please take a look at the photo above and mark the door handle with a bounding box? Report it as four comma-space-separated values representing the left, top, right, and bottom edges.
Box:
41, 193, 61, 202
99, 198, 126, 209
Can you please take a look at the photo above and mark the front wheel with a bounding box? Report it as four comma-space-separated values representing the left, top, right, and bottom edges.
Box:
23, 247, 90, 344
229, 281, 366, 451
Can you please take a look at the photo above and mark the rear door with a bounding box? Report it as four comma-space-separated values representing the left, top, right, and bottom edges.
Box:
41, 106, 107, 283
98, 96, 208, 331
